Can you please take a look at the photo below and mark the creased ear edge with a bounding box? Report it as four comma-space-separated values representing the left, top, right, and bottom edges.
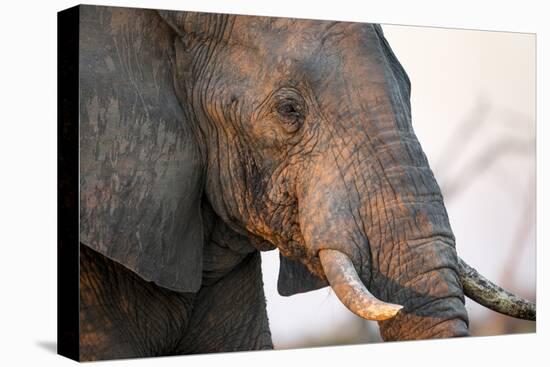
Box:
80, 240, 203, 294
79, 174, 205, 294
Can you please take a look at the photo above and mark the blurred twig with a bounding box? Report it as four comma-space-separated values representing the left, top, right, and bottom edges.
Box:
441, 137, 534, 199
434, 98, 490, 182
498, 172, 536, 290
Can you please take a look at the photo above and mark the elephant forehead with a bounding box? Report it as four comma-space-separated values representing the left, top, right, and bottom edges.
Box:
228, 16, 379, 60
215, 18, 385, 91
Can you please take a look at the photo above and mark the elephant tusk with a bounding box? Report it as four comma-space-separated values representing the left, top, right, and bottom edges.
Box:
458, 257, 536, 321
319, 249, 403, 321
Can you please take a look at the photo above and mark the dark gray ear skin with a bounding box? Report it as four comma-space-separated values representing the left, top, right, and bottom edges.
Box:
277, 254, 328, 296
79, 5, 205, 292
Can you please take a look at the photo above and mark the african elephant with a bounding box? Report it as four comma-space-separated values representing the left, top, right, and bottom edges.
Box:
75, 5, 535, 361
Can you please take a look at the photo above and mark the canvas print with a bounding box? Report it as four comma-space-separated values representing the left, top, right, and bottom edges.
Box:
57, 4, 536, 362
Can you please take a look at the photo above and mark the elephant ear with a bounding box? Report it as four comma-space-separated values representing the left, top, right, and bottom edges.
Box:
277, 254, 328, 296
79, 5, 205, 292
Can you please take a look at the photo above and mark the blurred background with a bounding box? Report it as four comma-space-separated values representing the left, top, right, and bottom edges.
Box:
260, 24, 536, 349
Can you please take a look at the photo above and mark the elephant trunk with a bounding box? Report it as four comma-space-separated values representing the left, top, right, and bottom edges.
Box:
373, 237, 470, 340
362, 198, 471, 340
299, 160, 470, 339
297, 115, 474, 339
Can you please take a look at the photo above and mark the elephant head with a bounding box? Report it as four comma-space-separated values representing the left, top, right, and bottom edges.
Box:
79, 6, 535, 342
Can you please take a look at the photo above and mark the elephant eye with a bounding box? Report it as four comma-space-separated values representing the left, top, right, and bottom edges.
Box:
275, 99, 305, 132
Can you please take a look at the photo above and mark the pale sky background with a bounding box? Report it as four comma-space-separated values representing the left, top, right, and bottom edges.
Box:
261, 24, 536, 348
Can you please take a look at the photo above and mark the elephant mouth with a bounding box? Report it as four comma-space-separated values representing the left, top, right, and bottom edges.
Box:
317, 248, 536, 322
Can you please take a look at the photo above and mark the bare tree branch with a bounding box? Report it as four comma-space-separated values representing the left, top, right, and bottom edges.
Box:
434, 99, 490, 180
498, 172, 536, 290
441, 138, 534, 199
